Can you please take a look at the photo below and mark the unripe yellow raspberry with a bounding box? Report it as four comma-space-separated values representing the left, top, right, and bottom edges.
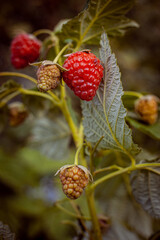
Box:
134, 95, 159, 124
8, 102, 28, 127
37, 61, 61, 92
56, 165, 91, 199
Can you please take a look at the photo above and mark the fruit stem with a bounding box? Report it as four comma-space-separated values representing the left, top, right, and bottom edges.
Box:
74, 144, 84, 165
0, 72, 60, 104
53, 40, 80, 147
0, 72, 37, 84
19, 88, 60, 105
124, 91, 143, 99
94, 165, 122, 175
60, 101, 79, 147
53, 43, 71, 64
33, 29, 53, 37
55, 202, 91, 221
85, 186, 102, 240
0, 91, 20, 107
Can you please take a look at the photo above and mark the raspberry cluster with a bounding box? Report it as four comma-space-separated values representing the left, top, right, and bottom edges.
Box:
11, 33, 41, 69
62, 51, 103, 101
135, 95, 158, 124
37, 63, 61, 92
59, 165, 89, 199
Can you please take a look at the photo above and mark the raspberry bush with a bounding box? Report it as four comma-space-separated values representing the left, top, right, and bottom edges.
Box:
0, 1, 160, 240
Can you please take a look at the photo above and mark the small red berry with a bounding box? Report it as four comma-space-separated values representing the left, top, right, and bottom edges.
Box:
11, 33, 41, 69
62, 51, 104, 101
56, 165, 91, 199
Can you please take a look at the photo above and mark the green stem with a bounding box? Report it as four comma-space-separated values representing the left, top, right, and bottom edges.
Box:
53, 43, 71, 64
33, 29, 53, 37
0, 72, 37, 84
124, 91, 143, 99
55, 203, 90, 221
0, 91, 20, 107
91, 162, 160, 190
74, 144, 84, 165
125, 151, 136, 167
0, 71, 60, 104
52, 39, 80, 147
0, 88, 19, 99
60, 101, 79, 147
94, 165, 122, 175
90, 136, 104, 174
19, 88, 60, 105
54, 40, 66, 100
85, 187, 102, 240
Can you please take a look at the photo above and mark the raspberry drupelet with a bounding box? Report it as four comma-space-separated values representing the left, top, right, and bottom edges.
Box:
62, 51, 104, 101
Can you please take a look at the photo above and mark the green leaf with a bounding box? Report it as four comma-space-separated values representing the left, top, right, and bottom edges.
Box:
57, 0, 138, 47
0, 80, 20, 94
126, 117, 160, 140
107, 185, 152, 238
29, 117, 71, 159
82, 33, 138, 154
131, 158, 160, 218
0, 147, 65, 192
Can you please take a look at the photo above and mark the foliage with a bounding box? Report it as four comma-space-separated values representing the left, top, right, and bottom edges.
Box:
0, 0, 160, 240
82, 33, 138, 154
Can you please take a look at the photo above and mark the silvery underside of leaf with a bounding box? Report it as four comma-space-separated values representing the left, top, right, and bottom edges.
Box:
82, 32, 139, 155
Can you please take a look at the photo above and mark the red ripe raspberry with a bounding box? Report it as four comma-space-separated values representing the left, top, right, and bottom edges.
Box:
56, 165, 91, 199
62, 51, 104, 101
11, 33, 41, 69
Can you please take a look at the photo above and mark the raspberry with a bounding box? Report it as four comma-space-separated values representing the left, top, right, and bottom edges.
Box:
135, 95, 159, 124
56, 165, 91, 199
37, 61, 61, 92
11, 33, 41, 69
62, 51, 104, 101
8, 102, 28, 127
